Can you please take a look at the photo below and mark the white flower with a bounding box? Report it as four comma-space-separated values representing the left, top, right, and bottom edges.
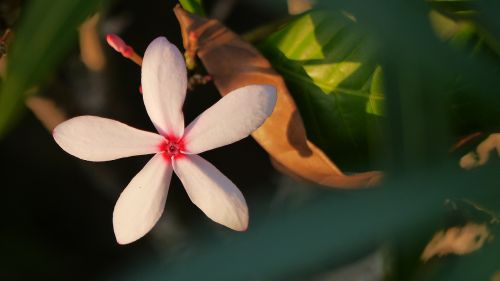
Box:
53, 37, 277, 244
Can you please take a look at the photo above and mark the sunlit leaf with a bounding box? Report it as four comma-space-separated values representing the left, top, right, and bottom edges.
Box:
258, 10, 385, 171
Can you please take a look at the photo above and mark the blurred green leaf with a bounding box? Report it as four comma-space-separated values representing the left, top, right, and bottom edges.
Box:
429, 10, 477, 47
179, 0, 205, 16
0, 0, 102, 138
429, 10, 500, 137
428, 0, 500, 57
258, 10, 384, 171
117, 164, 500, 281
428, 0, 477, 14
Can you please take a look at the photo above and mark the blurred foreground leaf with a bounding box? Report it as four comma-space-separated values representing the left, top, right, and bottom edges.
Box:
116, 164, 500, 281
428, 5, 500, 138
0, 0, 102, 138
174, 6, 382, 188
429, 0, 500, 56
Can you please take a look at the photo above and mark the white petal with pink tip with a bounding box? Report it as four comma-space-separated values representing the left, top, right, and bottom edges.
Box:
53, 116, 164, 161
142, 37, 187, 137
173, 154, 248, 231
113, 154, 172, 244
183, 84, 277, 154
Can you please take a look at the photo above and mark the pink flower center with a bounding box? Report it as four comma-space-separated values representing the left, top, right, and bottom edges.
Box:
159, 137, 185, 161
166, 142, 180, 156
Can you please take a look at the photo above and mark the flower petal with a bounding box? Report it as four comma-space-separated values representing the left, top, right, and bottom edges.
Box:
142, 36, 187, 137
183, 84, 277, 154
173, 154, 248, 231
53, 116, 164, 161
113, 154, 172, 244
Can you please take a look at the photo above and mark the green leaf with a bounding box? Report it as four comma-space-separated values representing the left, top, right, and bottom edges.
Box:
428, 10, 500, 137
428, 0, 500, 57
258, 10, 384, 171
179, 0, 206, 16
117, 165, 500, 281
0, 0, 102, 138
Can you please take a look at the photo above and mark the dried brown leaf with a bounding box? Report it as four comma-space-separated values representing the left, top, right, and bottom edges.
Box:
459, 133, 500, 170
421, 223, 491, 261
174, 6, 382, 188
79, 14, 106, 71
25, 96, 67, 131
287, 0, 314, 15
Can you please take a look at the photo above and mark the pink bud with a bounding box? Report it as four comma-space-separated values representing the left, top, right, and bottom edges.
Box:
106, 34, 133, 58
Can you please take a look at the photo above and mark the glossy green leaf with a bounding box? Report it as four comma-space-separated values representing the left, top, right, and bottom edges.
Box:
0, 0, 102, 138
258, 10, 384, 171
